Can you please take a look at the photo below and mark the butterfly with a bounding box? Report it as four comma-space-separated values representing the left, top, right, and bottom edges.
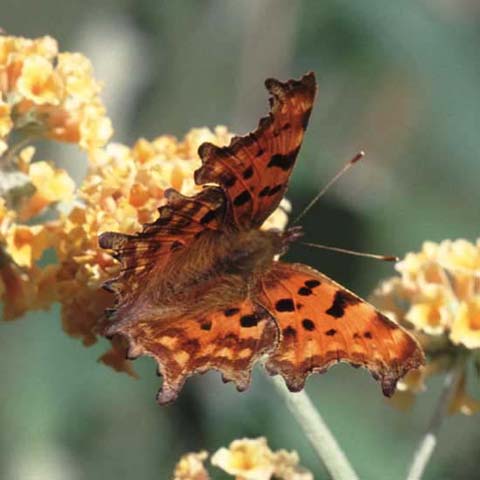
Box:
99, 72, 424, 404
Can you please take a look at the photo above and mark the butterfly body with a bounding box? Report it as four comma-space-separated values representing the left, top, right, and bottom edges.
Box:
100, 72, 424, 404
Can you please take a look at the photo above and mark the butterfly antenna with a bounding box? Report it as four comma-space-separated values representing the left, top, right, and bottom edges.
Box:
291, 150, 364, 226
301, 241, 398, 262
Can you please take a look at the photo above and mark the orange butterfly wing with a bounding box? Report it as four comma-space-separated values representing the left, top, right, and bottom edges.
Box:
99, 187, 225, 296
107, 297, 278, 404
256, 262, 424, 395
195, 72, 316, 228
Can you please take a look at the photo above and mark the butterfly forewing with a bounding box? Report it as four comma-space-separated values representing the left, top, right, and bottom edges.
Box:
195, 73, 316, 229
256, 262, 424, 395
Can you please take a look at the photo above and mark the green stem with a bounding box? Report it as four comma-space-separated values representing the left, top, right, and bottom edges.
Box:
405, 357, 464, 480
266, 373, 359, 480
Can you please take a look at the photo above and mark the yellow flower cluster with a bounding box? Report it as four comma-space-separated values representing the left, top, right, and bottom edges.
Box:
0, 34, 112, 153
0, 149, 70, 320
372, 239, 480, 415
0, 34, 112, 321
173, 438, 313, 480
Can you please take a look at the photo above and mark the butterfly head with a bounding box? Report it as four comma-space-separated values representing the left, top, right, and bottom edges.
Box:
268, 225, 304, 257
283, 225, 304, 243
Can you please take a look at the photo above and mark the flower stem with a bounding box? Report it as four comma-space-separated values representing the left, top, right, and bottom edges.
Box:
405, 357, 464, 480
266, 373, 359, 480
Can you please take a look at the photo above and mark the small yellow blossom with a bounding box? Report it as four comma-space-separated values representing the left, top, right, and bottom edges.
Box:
450, 297, 480, 349
16, 55, 64, 105
173, 451, 210, 480
211, 438, 276, 480
372, 238, 480, 415
211, 438, 313, 480
5, 224, 51, 268
78, 101, 113, 150
56, 53, 100, 101
19, 159, 75, 220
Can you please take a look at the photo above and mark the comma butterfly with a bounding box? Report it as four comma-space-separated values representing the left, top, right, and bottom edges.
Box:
99, 72, 424, 404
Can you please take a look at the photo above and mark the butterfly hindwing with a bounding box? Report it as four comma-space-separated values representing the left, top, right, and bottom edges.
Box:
195, 72, 316, 229
257, 262, 424, 396
106, 296, 278, 404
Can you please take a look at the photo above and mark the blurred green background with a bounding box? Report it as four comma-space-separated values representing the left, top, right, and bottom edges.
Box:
1, 0, 480, 479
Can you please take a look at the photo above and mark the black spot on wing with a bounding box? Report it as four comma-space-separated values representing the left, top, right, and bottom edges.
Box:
259, 186, 270, 197
267, 146, 300, 171
224, 175, 236, 188
305, 280, 321, 289
243, 166, 254, 180
325, 329, 337, 336
200, 321, 212, 331
200, 209, 216, 225
302, 319, 315, 331
224, 308, 240, 317
282, 326, 296, 338
268, 184, 283, 196
325, 290, 361, 318
275, 298, 295, 312
233, 190, 252, 207
240, 314, 258, 328
298, 287, 312, 296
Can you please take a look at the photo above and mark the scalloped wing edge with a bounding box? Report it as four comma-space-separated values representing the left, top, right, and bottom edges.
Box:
194, 71, 317, 187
